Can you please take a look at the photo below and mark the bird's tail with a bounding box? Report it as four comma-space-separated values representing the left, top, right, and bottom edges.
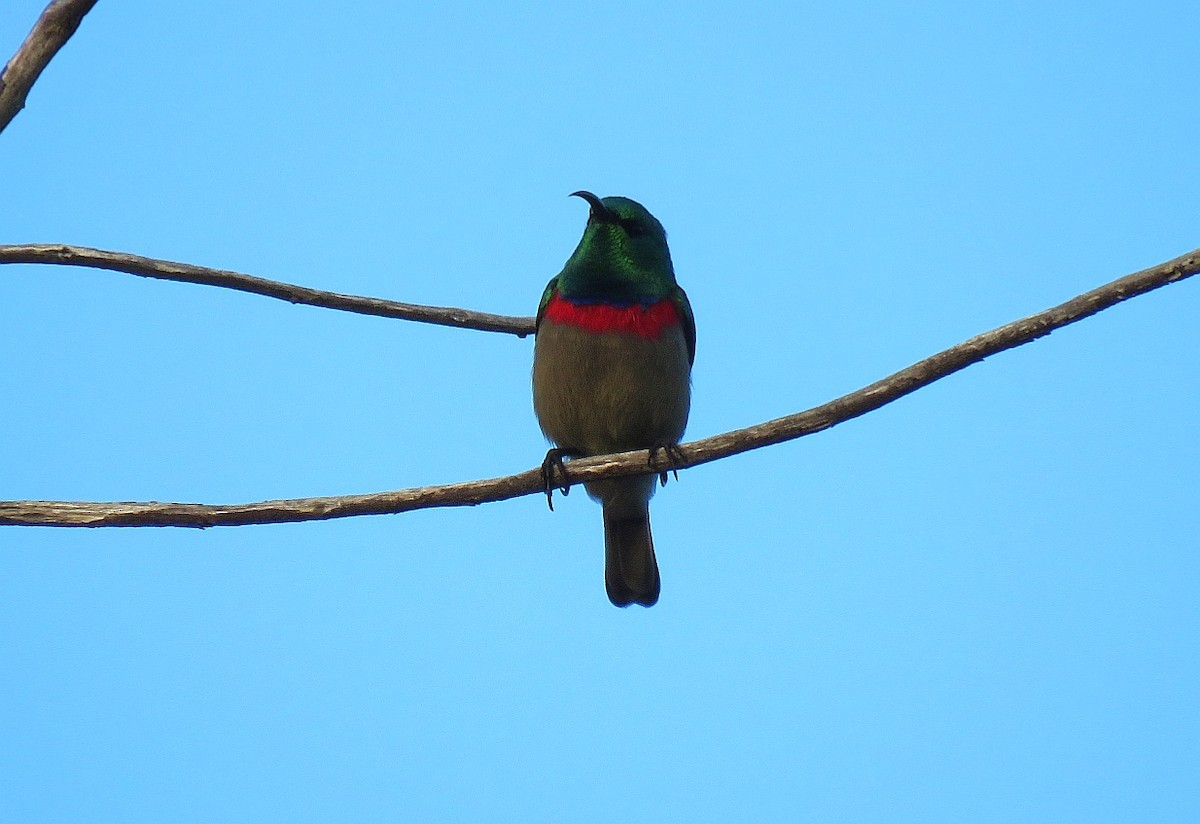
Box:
602, 502, 660, 608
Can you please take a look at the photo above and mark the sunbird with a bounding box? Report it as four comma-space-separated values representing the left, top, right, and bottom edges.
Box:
532, 192, 695, 607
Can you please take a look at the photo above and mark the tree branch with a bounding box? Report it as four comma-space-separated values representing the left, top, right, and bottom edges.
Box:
0, 244, 537, 336
3, 245, 1196, 528
0, 0, 99, 136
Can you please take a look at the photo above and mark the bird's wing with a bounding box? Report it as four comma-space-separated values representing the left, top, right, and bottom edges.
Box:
535, 276, 559, 330
672, 285, 696, 366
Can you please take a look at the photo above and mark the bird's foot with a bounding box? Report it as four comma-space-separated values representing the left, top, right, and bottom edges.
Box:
540, 448, 579, 511
649, 442, 686, 487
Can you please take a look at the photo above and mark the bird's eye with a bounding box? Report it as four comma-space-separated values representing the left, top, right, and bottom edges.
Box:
622, 219, 646, 238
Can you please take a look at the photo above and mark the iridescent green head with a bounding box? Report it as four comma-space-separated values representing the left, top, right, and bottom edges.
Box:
557, 191, 677, 302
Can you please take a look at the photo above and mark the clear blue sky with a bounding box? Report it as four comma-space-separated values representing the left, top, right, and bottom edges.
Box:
3, 1, 1198, 821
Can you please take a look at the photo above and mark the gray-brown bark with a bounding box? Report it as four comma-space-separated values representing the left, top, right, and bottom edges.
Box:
0, 244, 536, 336
0, 0, 99, 135
2, 245, 1196, 528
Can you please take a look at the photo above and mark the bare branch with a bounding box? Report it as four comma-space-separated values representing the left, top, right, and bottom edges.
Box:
0, 0, 99, 136
3, 245, 1196, 528
0, 244, 537, 336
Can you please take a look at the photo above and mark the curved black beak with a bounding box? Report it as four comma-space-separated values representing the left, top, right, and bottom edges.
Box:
570, 190, 618, 223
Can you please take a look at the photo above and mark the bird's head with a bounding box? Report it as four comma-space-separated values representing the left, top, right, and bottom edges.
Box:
558, 191, 677, 300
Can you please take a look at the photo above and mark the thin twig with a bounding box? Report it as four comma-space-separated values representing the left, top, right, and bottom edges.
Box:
0, 0, 99, 136
0, 244, 537, 336
2, 245, 1196, 528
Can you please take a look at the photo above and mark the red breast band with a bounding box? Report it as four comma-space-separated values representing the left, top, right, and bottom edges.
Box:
544, 293, 680, 339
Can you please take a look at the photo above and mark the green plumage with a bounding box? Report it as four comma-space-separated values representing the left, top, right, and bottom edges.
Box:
532, 193, 694, 607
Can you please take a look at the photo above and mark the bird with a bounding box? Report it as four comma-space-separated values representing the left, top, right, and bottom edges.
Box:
532, 191, 695, 607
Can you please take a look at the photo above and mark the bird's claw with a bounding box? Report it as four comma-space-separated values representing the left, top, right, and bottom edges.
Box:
649, 442, 686, 487
540, 448, 575, 511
